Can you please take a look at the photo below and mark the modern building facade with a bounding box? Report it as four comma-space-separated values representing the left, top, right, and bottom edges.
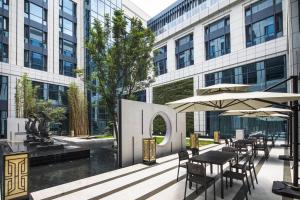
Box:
0, 0, 148, 139
147, 0, 300, 137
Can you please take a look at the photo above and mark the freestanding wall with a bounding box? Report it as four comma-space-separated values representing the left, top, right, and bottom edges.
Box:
119, 99, 186, 167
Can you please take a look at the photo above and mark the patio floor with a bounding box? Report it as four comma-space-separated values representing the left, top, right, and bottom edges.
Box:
30, 141, 293, 200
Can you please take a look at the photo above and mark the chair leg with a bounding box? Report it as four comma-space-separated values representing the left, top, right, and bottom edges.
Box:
245, 173, 251, 195
226, 177, 228, 188
242, 179, 248, 200
253, 166, 258, 184
177, 165, 180, 182
205, 188, 207, 200
184, 177, 188, 200
214, 181, 216, 200
249, 169, 255, 189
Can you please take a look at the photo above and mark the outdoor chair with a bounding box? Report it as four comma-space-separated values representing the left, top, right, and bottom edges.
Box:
254, 137, 269, 158
231, 153, 258, 189
222, 147, 238, 167
223, 155, 251, 200
177, 150, 189, 181
225, 139, 229, 146
191, 148, 199, 156
234, 141, 248, 154
229, 138, 234, 146
184, 162, 216, 200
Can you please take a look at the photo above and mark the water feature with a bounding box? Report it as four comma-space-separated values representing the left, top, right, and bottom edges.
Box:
0, 140, 118, 193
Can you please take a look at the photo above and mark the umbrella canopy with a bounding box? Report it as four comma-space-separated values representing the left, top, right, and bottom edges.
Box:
257, 113, 289, 121
166, 91, 300, 113
196, 84, 250, 95
220, 107, 292, 116
240, 113, 289, 119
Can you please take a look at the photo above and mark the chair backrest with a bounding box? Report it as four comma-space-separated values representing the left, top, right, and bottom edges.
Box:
225, 139, 229, 145
178, 150, 189, 161
191, 148, 199, 156
241, 154, 250, 172
235, 141, 247, 149
222, 147, 236, 152
186, 162, 206, 177
230, 138, 233, 143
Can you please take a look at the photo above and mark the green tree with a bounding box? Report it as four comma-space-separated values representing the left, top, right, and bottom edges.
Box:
15, 74, 37, 118
35, 100, 66, 123
16, 74, 66, 131
86, 10, 155, 139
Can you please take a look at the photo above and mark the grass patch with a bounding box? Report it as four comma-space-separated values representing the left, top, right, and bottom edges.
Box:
93, 135, 114, 139
152, 135, 214, 146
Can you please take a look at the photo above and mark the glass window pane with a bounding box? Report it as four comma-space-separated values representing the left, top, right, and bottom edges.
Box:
31, 52, 43, 69
30, 27, 43, 47
63, 18, 73, 36
30, 3, 43, 23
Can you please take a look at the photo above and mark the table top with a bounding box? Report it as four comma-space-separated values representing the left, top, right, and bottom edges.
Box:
234, 139, 256, 144
190, 150, 236, 165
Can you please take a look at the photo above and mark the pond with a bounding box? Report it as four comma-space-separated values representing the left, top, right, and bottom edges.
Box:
0, 141, 118, 193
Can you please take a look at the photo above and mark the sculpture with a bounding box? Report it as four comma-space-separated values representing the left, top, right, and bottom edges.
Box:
24, 112, 54, 145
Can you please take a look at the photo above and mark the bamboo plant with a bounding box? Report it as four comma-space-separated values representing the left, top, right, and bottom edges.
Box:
67, 83, 89, 137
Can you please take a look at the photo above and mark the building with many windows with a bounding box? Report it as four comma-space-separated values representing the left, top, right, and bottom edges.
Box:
147, 0, 300, 138
0, 0, 148, 139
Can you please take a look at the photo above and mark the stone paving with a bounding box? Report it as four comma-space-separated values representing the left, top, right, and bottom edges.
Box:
30, 142, 293, 200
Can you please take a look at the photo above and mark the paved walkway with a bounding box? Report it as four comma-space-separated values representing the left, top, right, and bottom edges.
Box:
30, 142, 292, 200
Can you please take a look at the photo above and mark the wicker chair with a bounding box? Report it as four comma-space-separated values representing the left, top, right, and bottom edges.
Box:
184, 162, 216, 200
177, 150, 189, 181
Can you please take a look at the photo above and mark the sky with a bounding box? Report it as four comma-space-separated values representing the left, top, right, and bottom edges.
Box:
130, 0, 177, 17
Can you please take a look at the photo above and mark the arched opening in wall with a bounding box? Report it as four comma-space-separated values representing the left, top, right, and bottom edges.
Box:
152, 115, 167, 145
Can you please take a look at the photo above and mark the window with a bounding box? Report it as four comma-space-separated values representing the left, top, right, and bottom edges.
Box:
154, 46, 167, 75
0, 16, 8, 37
60, 60, 76, 77
25, 2, 47, 25
205, 56, 285, 88
60, 17, 74, 36
205, 17, 230, 60
25, 26, 47, 48
176, 34, 194, 69
245, 0, 283, 47
49, 84, 59, 100
59, 0, 76, 16
0, 43, 8, 63
24, 50, 47, 71
0, 0, 9, 10
32, 81, 44, 99
60, 39, 76, 57
266, 56, 285, 81
0, 75, 8, 100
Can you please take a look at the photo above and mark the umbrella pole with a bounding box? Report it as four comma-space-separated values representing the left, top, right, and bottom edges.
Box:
292, 76, 299, 187
289, 114, 293, 157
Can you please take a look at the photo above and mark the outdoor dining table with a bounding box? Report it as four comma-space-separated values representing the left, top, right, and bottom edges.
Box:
189, 150, 236, 199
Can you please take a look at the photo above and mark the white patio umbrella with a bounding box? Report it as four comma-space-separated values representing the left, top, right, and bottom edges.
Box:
196, 83, 250, 95
220, 107, 292, 117
166, 91, 300, 113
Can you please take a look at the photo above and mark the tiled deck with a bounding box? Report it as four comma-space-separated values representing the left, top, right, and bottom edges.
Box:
30, 142, 293, 200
